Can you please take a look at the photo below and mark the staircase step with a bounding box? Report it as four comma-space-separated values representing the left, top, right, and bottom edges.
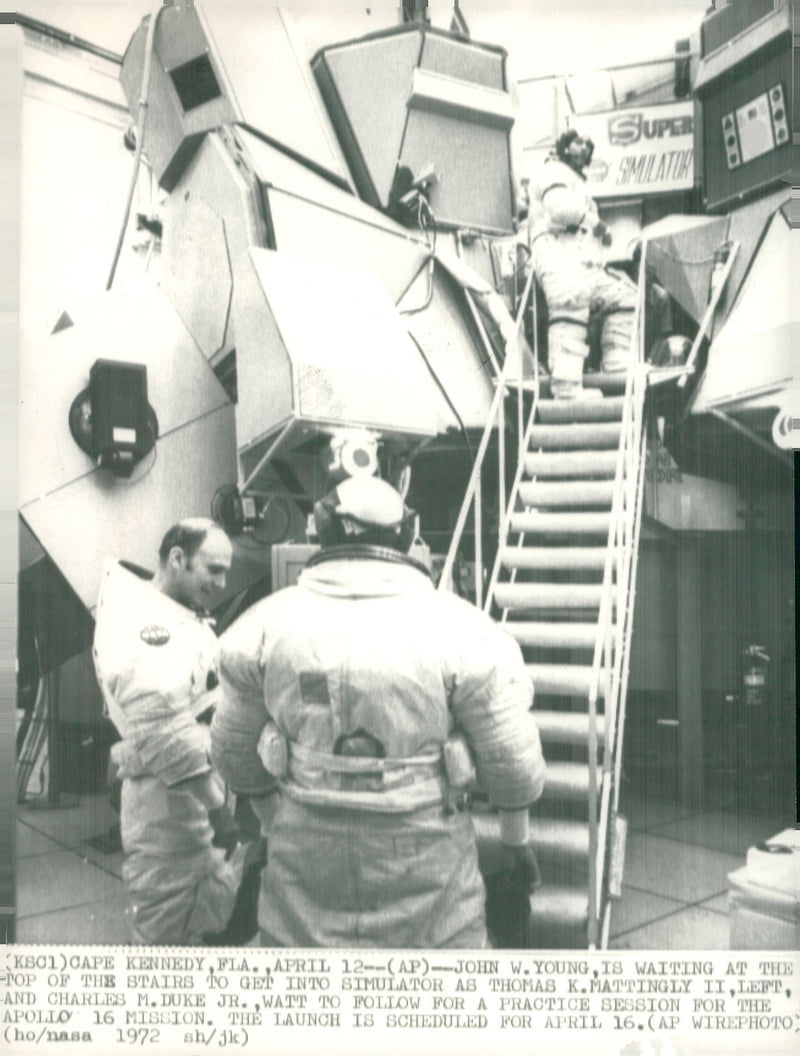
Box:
542, 761, 603, 801
518, 480, 615, 508
495, 583, 608, 611
525, 450, 618, 479
534, 710, 606, 746
506, 621, 601, 649
509, 511, 611, 535
500, 547, 610, 572
529, 423, 622, 450
474, 812, 590, 865
539, 372, 628, 397
538, 396, 625, 424
527, 663, 608, 698
528, 885, 589, 939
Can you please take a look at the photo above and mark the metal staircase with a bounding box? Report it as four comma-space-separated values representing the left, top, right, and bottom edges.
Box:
438, 260, 650, 948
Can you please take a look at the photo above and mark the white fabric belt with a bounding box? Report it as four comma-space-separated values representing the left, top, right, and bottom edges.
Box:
288, 742, 444, 793
291, 742, 442, 773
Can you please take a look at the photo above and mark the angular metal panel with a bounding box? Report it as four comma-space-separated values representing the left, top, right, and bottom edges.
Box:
232, 248, 446, 459
120, 6, 236, 190
316, 32, 422, 205
161, 132, 265, 365
400, 110, 514, 232
229, 248, 295, 456
265, 187, 431, 305
402, 266, 496, 430
21, 404, 240, 613
198, 5, 352, 185
643, 214, 729, 325
722, 188, 790, 329
407, 67, 514, 129
691, 212, 793, 413
160, 195, 231, 360
419, 32, 506, 90
696, 5, 790, 84
18, 288, 232, 509
313, 26, 515, 230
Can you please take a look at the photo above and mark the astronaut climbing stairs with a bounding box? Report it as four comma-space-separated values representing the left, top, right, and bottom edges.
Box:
487, 368, 649, 948
440, 267, 650, 948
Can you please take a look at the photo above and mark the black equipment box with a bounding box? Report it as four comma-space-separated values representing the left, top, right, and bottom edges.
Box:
89, 359, 150, 475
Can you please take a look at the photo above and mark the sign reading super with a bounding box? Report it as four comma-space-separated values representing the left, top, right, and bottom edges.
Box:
580, 101, 694, 198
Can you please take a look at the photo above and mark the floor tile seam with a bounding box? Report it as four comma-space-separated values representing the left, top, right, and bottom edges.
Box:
684, 889, 731, 917
16, 893, 127, 923
16, 817, 65, 838
625, 830, 743, 859
16, 848, 67, 861
617, 880, 712, 903
16, 795, 93, 824
608, 899, 716, 942
16, 818, 104, 851
16, 817, 121, 869
18, 841, 125, 884
625, 812, 702, 834
638, 817, 711, 836
70, 853, 125, 882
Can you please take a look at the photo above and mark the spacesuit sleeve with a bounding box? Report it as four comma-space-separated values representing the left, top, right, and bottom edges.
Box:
447, 606, 545, 811
211, 607, 278, 797
114, 650, 211, 787
533, 160, 598, 230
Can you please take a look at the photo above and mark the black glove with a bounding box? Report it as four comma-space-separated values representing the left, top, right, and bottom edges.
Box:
501, 842, 541, 891
208, 805, 242, 861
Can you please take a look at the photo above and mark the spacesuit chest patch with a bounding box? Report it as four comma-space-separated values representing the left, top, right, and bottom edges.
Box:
299, 671, 331, 705
140, 625, 171, 646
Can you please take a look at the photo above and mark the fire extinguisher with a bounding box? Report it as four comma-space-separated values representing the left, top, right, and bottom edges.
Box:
742, 644, 770, 708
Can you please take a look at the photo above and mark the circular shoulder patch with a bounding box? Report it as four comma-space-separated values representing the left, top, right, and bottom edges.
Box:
140, 625, 171, 647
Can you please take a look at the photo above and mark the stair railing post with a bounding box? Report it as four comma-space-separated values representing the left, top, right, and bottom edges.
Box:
474, 472, 483, 609
498, 369, 507, 549
483, 270, 540, 614
591, 242, 649, 943
440, 267, 537, 597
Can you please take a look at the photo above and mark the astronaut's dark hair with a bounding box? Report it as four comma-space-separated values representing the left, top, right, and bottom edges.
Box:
158, 518, 224, 565
555, 129, 594, 166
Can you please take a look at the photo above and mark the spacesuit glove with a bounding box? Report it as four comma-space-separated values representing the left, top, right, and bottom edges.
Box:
501, 842, 541, 891
208, 804, 244, 861
593, 220, 613, 247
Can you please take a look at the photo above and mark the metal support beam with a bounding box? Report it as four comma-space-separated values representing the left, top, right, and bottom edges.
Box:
709, 407, 793, 468
676, 539, 704, 807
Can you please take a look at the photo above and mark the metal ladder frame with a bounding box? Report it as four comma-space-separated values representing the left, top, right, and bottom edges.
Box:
439, 250, 651, 948
438, 263, 540, 598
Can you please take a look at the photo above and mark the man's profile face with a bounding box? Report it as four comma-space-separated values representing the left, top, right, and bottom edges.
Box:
565, 135, 592, 171
171, 529, 232, 611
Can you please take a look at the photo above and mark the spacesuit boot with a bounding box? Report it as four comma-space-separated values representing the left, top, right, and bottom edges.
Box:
548, 319, 602, 400
600, 309, 636, 374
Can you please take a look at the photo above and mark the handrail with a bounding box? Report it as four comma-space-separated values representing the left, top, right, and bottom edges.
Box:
483, 296, 543, 615
438, 263, 538, 595
441, 236, 651, 951
585, 245, 649, 945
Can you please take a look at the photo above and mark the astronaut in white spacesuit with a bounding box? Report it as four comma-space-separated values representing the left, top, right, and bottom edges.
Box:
93, 518, 245, 945
529, 129, 638, 398
211, 476, 546, 948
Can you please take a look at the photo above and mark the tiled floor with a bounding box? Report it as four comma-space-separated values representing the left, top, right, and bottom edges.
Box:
608, 784, 794, 950
13, 788, 795, 948
15, 793, 130, 945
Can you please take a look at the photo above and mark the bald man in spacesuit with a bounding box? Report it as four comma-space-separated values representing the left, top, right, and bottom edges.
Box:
93, 518, 245, 945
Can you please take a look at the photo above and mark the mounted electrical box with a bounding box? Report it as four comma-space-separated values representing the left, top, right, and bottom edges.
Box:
89, 359, 151, 476
695, 5, 793, 212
